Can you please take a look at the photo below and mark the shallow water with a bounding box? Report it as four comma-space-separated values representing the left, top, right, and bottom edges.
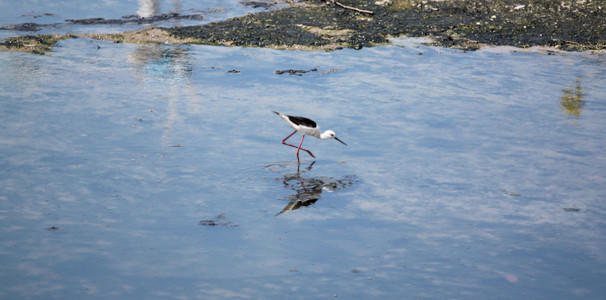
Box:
2, 2, 606, 300
0, 0, 277, 39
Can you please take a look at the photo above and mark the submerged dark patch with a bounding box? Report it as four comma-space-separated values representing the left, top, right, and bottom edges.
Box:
0, 22, 45, 32
274, 68, 318, 76
66, 12, 205, 25
199, 213, 239, 227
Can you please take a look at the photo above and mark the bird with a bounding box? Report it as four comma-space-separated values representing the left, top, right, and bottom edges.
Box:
272, 110, 347, 162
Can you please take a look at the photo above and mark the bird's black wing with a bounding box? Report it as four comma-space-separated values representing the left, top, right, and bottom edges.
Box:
288, 115, 317, 128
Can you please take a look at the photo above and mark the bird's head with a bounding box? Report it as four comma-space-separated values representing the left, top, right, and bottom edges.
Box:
323, 130, 347, 146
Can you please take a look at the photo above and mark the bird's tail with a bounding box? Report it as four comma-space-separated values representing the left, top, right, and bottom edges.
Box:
271, 110, 280, 116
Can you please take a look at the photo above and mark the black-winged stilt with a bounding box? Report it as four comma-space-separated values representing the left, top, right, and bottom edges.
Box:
272, 110, 347, 162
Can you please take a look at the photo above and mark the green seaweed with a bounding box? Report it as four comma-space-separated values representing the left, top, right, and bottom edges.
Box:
0, 34, 70, 54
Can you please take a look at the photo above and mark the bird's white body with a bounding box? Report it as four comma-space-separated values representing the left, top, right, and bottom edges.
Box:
274, 111, 340, 141
277, 113, 319, 137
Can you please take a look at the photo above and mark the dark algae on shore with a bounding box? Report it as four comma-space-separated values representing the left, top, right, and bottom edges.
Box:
167, 0, 606, 51
411, 0, 606, 51
2, 0, 605, 53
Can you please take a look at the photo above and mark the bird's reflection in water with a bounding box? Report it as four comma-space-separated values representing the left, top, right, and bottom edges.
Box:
273, 161, 359, 215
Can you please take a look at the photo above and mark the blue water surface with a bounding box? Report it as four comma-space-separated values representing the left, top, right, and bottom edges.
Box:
1, 2, 606, 300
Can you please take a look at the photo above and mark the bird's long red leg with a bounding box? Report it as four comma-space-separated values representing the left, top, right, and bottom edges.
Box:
296, 135, 305, 163
281, 130, 297, 144
281, 131, 316, 158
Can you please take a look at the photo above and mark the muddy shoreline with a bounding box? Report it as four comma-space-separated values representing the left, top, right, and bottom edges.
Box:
1, 0, 604, 54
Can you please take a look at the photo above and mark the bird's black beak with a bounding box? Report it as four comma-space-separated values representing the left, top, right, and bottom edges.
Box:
335, 137, 347, 146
